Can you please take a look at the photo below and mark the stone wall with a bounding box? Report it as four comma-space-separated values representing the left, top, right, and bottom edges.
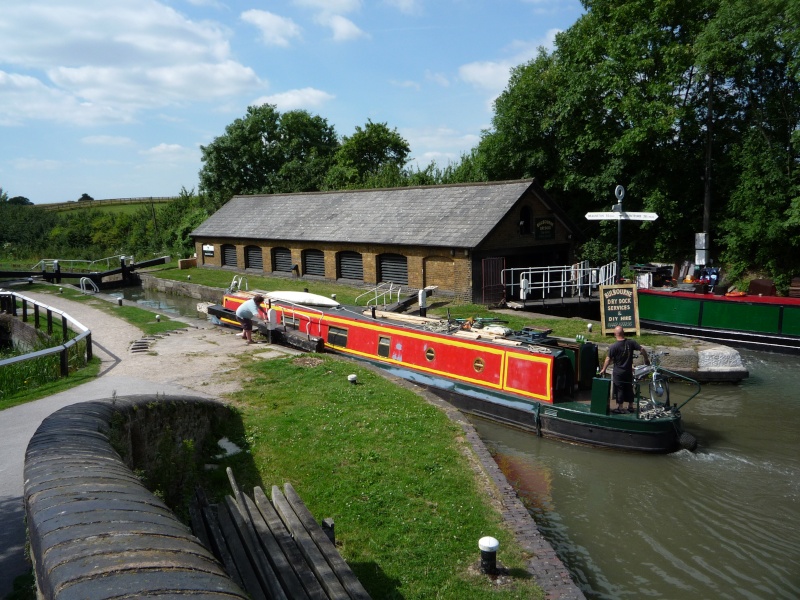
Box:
0, 313, 46, 351
24, 395, 246, 600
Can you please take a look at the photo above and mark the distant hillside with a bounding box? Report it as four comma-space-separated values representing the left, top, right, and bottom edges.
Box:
40, 197, 178, 212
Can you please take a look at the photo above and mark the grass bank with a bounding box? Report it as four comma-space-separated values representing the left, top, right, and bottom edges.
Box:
219, 353, 543, 599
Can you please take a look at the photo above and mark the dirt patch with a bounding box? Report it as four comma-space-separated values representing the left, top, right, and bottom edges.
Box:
292, 356, 324, 368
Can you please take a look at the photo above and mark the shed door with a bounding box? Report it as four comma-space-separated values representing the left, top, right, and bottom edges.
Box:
245, 245, 263, 270
303, 249, 325, 277
338, 251, 364, 281
221, 244, 237, 267
378, 253, 408, 285
272, 248, 292, 272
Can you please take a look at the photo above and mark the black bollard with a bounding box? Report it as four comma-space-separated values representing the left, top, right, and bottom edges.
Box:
479, 536, 499, 575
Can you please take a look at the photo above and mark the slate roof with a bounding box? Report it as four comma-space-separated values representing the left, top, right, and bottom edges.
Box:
191, 180, 537, 249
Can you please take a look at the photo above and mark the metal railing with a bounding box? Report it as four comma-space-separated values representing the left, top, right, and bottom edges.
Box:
31, 255, 133, 273
502, 261, 617, 303
355, 282, 404, 307
0, 292, 92, 379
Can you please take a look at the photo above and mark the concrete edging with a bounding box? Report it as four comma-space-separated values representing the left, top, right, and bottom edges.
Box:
24, 395, 247, 600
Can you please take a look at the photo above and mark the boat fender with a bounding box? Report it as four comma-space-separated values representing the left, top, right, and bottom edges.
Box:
679, 431, 698, 452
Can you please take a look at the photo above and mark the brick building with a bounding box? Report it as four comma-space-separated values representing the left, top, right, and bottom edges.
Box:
190, 179, 581, 303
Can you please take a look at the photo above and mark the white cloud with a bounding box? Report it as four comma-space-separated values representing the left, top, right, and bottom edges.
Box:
81, 135, 134, 146
0, 1, 264, 125
425, 70, 450, 87
457, 28, 563, 107
404, 126, 481, 168
317, 14, 367, 41
253, 88, 335, 111
241, 10, 302, 47
384, 0, 421, 14
140, 143, 196, 162
293, 0, 362, 13
390, 80, 421, 91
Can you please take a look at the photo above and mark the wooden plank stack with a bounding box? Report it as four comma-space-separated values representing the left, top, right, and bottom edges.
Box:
191, 468, 371, 600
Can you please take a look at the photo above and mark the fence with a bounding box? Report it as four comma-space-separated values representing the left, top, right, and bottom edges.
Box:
0, 292, 92, 393
502, 261, 617, 303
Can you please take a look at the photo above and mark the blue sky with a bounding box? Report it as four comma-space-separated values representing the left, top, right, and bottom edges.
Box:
0, 0, 584, 204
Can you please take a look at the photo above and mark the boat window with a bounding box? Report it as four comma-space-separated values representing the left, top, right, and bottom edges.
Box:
473, 357, 485, 373
377, 336, 391, 358
328, 326, 348, 347
425, 347, 435, 362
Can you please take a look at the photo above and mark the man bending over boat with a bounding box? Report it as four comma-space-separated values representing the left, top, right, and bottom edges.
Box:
601, 326, 650, 414
236, 295, 265, 344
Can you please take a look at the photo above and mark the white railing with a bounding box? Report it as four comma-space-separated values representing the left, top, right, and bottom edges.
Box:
502, 261, 617, 302
31, 255, 132, 272
355, 282, 404, 307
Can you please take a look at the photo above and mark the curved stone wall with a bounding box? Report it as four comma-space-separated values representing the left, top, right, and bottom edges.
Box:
24, 395, 246, 600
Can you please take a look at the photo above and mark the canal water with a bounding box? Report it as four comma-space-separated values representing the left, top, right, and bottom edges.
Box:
106, 286, 206, 318
472, 350, 800, 599
106, 288, 799, 598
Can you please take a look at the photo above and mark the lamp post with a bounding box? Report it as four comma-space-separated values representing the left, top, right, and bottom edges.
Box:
613, 185, 624, 281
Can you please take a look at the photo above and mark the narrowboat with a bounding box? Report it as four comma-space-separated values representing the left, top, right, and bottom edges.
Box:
208, 290, 700, 453
638, 288, 800, 354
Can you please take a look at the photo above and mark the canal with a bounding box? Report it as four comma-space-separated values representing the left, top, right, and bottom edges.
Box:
473, 350, 800, 599
108, 287, 799, 598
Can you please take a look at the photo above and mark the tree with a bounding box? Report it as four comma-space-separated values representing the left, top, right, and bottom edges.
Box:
198, 104, 338, 208
8, 196, 32, 205
323, 120, 410, 189
473, 0, 800, 285
78, 193, 94, 202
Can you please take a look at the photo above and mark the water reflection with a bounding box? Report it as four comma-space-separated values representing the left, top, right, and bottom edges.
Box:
472, 350, 800, 599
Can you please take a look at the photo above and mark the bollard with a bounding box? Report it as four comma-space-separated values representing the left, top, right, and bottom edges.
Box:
587, 323, 593, 333
418, 289, 427, 318
348, 374, 357, 384
117, 298, 123, 306
156, 315, 161, 322
478, 536, 499, 575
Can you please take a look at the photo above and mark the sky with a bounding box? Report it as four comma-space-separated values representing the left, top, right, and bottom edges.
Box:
0, 0, 584, 205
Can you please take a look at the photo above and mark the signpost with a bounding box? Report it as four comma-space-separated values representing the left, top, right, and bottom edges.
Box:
585, 185, 658, 282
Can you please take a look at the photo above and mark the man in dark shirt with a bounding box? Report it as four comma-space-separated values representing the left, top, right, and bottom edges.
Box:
601, 326, 650, 413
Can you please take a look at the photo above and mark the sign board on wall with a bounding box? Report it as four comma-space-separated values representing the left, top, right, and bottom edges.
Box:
202, 244, 214, 257
534, 218, 555, 240
599, 284, 640, 335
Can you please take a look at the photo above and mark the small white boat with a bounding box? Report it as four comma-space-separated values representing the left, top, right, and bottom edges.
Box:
263, 290, 341, 308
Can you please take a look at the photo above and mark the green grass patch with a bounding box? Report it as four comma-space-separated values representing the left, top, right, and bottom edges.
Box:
0, 356, 101, 411
224, 354, 542, 599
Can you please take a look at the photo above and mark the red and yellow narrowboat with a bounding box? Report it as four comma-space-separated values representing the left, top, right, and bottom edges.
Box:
208, 290, 700, 453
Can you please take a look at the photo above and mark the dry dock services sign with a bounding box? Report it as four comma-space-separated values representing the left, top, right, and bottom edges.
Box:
600, 284, 640, 335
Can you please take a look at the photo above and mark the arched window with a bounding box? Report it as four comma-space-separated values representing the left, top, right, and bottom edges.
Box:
337, 251, 364, 281
303, 249, 325, 277
378, 253, 408, 285
244, 245, 263, 270
272, 247, 292, 273
221, 244, 237, 267
519, 206, 533, 235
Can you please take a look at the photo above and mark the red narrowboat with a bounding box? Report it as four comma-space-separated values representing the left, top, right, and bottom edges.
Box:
208, 290, 700, 453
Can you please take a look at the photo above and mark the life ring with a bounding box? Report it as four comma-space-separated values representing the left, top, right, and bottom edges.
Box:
725, 291, 747, 297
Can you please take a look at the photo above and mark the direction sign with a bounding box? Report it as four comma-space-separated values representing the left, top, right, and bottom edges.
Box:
585, 211, 659, 221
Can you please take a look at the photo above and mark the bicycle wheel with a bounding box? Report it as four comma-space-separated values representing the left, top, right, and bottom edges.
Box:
649, 374, 670, 406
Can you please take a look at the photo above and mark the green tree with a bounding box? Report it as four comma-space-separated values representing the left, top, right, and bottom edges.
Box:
198, 104, 338, 208
7, 196, 32, 205
323, 120, 410, 189
474, 0, 800, 285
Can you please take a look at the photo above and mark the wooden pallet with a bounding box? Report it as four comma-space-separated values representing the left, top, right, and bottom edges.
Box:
191, 468, 371, 600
